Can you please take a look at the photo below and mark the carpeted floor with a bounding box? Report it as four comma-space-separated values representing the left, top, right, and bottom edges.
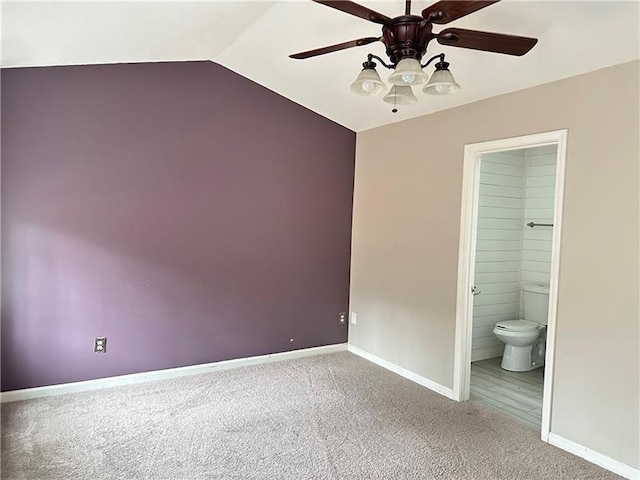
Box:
1, 352, 623, 479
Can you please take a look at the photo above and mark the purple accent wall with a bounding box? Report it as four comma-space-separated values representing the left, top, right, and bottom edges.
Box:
1, 61, 355, 391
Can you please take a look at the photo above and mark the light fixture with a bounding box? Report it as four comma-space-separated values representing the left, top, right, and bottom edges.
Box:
350, 53, 460, 111
350, 58, 386, 96
423, 58, 460, 95
383, 85, 418, 105
388, 58, 428, 86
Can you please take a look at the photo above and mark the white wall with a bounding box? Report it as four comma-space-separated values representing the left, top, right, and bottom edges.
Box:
472, 151, 525, 361
472, 146, 558, 362
521, 145, 557, 288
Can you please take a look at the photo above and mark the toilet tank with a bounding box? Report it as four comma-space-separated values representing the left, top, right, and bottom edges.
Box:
523, 284, 550, 324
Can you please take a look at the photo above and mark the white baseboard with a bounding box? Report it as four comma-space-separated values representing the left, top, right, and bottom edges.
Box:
0, 343, 348, 403
470, 347, 503, 363
548, 432, 639, 480
347, 344, 455, 400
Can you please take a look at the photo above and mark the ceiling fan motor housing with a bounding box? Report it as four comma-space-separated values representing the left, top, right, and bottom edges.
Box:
383, 16, 433, 65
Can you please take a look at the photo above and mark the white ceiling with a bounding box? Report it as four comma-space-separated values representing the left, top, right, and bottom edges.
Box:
2, 1, 639, 131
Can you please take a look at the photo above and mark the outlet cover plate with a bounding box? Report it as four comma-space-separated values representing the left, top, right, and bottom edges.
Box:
338, 312, 347, 325
94, 336, 107, 353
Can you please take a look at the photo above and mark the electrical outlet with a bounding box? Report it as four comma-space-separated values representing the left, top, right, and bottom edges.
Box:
338, 312, 347, 325
351, 312, 357, 325
94, 336, 107, 353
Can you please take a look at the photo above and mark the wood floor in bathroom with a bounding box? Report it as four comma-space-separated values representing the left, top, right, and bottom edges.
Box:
470, 357, 544, 430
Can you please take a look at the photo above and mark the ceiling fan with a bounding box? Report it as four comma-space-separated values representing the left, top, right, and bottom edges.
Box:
290, 0, 537, 62
290, 0, 538, 108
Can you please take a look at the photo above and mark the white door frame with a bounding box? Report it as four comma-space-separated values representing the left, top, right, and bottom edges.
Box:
453, 129, 568, 443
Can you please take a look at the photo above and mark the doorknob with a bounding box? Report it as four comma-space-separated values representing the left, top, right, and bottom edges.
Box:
471, 286, 481, 295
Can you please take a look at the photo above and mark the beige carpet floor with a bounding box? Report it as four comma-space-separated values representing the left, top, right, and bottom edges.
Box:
1, 351, 624, 479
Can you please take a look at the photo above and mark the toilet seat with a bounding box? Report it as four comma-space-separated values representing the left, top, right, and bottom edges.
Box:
495, 319, 539, 331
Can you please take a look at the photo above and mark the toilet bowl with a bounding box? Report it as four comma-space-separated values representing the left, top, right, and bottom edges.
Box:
493, 284, 549, 372
493, 320, 545, 371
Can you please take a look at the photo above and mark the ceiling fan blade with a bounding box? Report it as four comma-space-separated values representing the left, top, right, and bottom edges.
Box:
422, 1, 499, 24
436, 28, 538, 56
290, 37, 381, 59
313, 1, 392, 26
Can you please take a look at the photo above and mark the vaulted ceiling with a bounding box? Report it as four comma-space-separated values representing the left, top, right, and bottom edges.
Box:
3, 1, 639, 131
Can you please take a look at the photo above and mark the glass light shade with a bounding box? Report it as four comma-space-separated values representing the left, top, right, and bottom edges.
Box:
383, 85, 418, 105
350, 67, 386, 96
422, 68, 461, 95
388, 58, 429, 86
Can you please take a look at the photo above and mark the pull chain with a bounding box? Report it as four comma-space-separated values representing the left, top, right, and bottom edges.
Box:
392, 86, 398, 113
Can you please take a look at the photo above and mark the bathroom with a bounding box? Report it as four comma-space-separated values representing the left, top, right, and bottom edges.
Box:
469, 144, 557, 430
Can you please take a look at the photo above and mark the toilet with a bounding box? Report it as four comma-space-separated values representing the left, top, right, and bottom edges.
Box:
493, 284, 549, 372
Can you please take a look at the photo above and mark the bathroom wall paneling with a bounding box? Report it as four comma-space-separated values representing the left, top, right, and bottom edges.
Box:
521, 146, 557, 290
471, 146, 557, 361
472, 151, 525, 361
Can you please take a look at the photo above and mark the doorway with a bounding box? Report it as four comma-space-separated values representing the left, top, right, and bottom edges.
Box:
453, 130, 568, 443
